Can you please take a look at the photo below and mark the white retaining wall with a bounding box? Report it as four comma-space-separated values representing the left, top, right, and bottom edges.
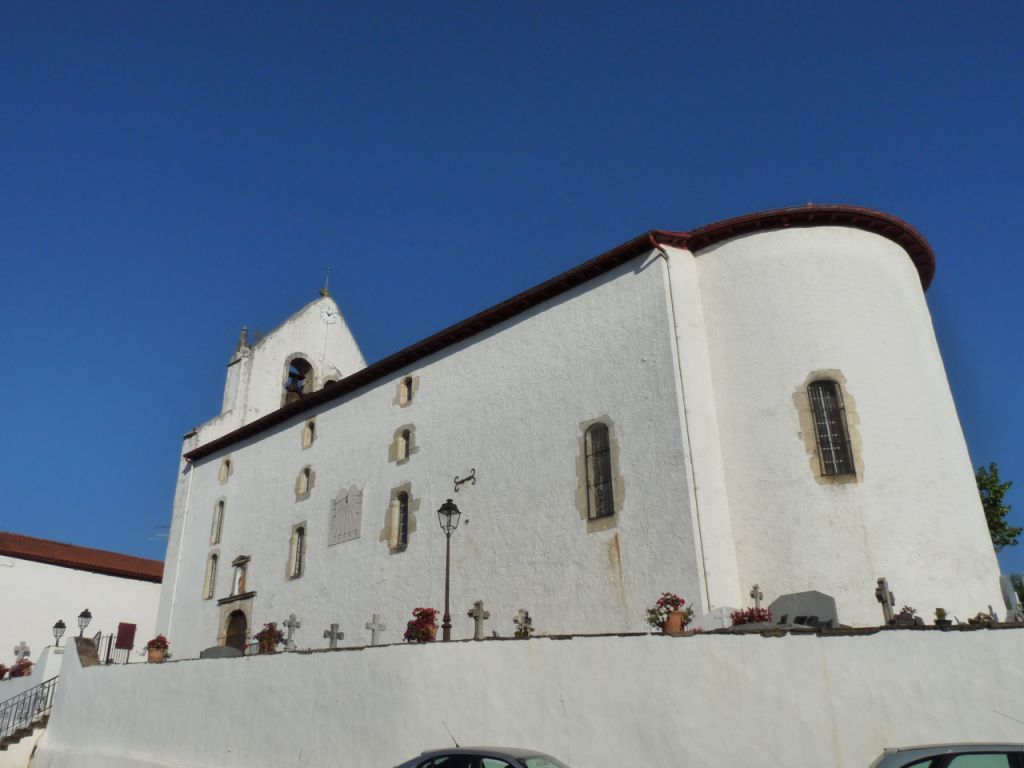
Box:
35, 629, 1024, 768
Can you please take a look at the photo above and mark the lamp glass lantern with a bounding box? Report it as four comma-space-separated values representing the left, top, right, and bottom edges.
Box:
77, 608, 92, 637
53, 619, 67, 647
437, 498, 461, 535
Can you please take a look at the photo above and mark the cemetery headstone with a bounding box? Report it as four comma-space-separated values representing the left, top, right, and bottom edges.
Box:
365, 614, 386, 646
768, 590, 839, 629
323, 623, 344, 650
467, 600, 490, 640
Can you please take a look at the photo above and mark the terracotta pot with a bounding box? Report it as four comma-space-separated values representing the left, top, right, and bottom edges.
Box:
426, 624, 438, 641
147, 647, 167, 663
662, 610, 687, 636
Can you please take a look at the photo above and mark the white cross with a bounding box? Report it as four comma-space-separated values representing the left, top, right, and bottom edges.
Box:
467, 600, 490, 640
750, 584, 764, 611
323, 623, 344, 649
365, 614, 386, 646
283, 613, 301, 650
13, 641, 30, 660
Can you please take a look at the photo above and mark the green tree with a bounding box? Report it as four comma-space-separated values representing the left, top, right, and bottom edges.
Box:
976, 462, 1020, 551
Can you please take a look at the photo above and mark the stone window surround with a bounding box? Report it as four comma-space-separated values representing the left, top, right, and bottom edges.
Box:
295, 466, 315, 501
218, 457, 233, 484
389, 424, 419, 465
287, 522, 307, 580
793, 369, 863, 485
229, 554, 251, 597
574, 416, 625, 533
302, 418, 316, 449
394, 374, 420, 408
203, 551, 219, 600
217, 595, 255, 649
210, 498, 226, 545
381, 482, 420, 552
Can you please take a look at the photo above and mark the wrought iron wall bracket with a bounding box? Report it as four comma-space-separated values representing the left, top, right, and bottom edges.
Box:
453, 468, 476, 492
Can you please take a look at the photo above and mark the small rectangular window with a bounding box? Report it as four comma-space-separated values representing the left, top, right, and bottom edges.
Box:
808, 380, 854, 476
585, 423, 614, 519
289, 526, 306, 579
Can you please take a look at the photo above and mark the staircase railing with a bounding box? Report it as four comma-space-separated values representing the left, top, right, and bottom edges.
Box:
0, 676, 59, 743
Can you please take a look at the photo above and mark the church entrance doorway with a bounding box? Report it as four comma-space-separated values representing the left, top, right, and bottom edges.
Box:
225, 610, 247, 650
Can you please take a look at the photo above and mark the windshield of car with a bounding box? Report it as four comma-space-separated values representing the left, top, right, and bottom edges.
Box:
522, 756, 572, 768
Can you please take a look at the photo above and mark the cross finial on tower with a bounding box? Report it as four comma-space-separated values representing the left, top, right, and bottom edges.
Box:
319, 267, 331, 298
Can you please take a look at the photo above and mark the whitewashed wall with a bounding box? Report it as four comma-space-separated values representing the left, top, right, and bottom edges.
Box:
0, 557, 160, 670
696, 227, 1003, 624
159, 260, 704, 658
35, 629, 1024, 768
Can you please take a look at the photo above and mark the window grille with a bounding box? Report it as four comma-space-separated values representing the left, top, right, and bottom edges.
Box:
292, 527, 305, 578
397, 492, 409, 548
808, 380, 854, 476
585, 423, 614, 519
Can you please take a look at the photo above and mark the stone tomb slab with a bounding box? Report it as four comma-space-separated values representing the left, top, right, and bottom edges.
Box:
768, 590, 839, 629
200, 646, 244, 659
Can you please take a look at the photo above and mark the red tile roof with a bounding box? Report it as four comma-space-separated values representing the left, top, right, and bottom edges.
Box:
184, 204, 934, 463
0, 531, 163, 582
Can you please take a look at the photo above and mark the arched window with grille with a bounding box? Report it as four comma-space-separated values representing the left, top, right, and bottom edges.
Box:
585, 423, 614, 519
396, 492, 409, 549
289, 525, 306, 579
807, 379, 854, 476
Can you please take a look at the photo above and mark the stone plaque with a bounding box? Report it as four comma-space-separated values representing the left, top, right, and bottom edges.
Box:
329, 485, 363, 546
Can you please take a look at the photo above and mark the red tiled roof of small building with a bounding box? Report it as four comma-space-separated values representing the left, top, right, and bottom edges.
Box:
0, 531, 163, 583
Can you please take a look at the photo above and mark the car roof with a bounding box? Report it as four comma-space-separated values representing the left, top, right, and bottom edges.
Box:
418, 747, 549, 758
884, 743, 1024, 754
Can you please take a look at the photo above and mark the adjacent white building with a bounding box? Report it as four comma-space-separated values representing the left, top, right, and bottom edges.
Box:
155, 204, 1002, 659
0, 532, 162, 672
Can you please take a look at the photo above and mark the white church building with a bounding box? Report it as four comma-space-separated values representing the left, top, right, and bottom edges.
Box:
155, 204, 1002, 658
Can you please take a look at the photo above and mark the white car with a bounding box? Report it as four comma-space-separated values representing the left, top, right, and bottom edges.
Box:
869, 743, 1024, 767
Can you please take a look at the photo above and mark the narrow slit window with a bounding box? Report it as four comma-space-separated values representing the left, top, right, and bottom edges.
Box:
399, 430, 411, 461
298, 467, 311, 496
401, 377, 414, 405
290, 526, 305, 579
585, 423, 614, 519
808, 380, 854, 476
211, 501, 224, 545
219, 459, 231, 483
397, 492, 409, 549
302, 420, 316, 448
203, 554, 218, 599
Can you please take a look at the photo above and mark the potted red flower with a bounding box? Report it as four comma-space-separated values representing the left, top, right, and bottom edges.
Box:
10, 658, 34, 678
145, 634, 170, 663
0, 663, 9, 680
255, 622, 284, 654
730, 607, 774, 626
645, 592, 694, 635
404, 607, 439, 643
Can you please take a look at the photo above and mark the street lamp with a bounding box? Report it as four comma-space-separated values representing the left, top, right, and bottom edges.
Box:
437, 499, 462, 641
53, 620, 66, 647
77, 609, 92, 638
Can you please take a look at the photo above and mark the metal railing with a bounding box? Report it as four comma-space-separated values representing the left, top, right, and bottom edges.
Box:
0, 675, 58, 743
95, 633, 132, 665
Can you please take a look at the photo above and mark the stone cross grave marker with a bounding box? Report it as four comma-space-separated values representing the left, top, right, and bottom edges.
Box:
283, 613, 301, 651
365, 614, 386, 646
875, 577, 895, 624
750, 584, 764, 611
323, 623, 344, 650
13, 642, 30, 660
467, 600, 490, 640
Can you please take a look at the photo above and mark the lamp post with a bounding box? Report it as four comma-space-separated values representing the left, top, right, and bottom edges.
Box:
436, 499, 462, 642
77, 609, 92, 638
53, 620, 66, 647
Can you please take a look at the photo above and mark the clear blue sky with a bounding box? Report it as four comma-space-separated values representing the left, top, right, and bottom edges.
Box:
2, 3, 1022, 574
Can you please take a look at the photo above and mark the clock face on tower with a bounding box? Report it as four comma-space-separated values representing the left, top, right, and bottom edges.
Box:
320, 307, 337, 325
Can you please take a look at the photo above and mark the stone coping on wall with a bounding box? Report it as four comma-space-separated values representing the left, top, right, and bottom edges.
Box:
142, 623, 1024, 664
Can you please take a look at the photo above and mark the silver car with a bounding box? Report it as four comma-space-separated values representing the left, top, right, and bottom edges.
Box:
393, 747, 572, 768
869, 743, 1024, 767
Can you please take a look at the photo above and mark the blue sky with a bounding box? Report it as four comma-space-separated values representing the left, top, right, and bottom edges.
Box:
2, 3, 1022, 574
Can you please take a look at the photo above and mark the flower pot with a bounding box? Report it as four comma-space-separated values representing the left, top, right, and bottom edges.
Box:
426, 624, 437, 641
147, 648, 167, 663
662, 610, 687, 636
258, 643, 277, 655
